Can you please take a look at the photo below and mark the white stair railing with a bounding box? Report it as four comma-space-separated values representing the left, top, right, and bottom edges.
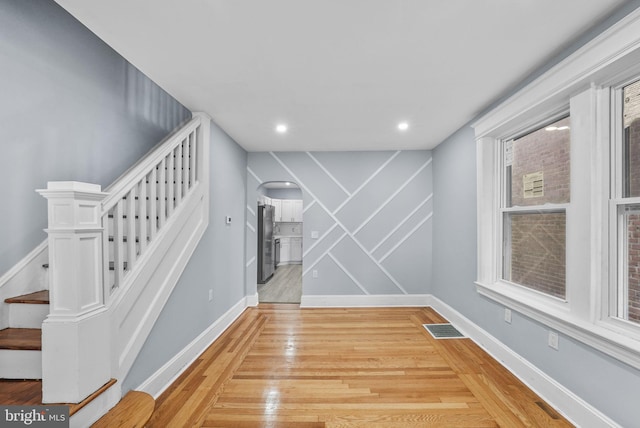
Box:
101, 116, 200, 300
38, 113, 211, 404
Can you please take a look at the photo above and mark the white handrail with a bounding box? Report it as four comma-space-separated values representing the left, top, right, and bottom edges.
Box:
102, 116, 201, 211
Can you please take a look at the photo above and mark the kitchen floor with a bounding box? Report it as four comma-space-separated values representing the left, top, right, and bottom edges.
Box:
258, 265, 301, 303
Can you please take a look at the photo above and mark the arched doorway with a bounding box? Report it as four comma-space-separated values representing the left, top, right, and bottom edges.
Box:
256, 181, 302, 303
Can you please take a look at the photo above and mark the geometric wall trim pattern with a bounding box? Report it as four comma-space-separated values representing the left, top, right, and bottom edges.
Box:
246, 150, 433, 297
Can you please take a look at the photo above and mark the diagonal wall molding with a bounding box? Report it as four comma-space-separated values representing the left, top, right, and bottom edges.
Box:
370, 194, 433, 254
270, 152, 408, 293
332, 151, 401, 215
246, 150, 433, 297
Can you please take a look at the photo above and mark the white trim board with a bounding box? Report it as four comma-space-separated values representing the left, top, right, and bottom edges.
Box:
135, 295, 253, 399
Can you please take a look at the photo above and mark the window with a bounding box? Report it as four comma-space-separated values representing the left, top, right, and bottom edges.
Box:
473, 6, 640, 370
614, 79, 640, 325
502, 117, 570, 299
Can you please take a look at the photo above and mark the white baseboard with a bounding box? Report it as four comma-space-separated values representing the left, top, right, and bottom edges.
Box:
136, 295, 253, 399
300, 294, 431, 308
246, 292, 259, 307
427, 296, 620, 428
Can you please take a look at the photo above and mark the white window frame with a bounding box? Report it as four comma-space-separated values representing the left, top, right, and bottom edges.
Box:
473, 7, 640, 370
499, 114, 571, 302
608, 77, 640, 338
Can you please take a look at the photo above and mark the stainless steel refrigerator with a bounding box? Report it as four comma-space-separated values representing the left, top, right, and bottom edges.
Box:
257, 204, 275, 283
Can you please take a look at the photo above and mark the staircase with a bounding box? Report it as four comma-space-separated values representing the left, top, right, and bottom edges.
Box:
0, 113, 211, 426
0, 290, 48, 379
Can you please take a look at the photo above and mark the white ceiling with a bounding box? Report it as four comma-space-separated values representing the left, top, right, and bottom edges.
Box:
54, 0, 628, 152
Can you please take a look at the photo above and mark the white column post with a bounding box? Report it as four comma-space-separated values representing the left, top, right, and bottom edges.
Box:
37, 181, 111, 403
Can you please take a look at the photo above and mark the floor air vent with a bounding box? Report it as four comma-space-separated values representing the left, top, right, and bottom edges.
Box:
423, 323, 465, 339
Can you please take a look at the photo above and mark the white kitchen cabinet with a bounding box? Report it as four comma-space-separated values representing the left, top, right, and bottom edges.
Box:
277, 236, 302, 265
272, 199, 282, 222
279, 238, 291, 264
290, 237, 302, 262
280, 199, 303, 222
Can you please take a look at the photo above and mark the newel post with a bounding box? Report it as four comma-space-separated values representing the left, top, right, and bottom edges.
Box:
37, 181, 111, 403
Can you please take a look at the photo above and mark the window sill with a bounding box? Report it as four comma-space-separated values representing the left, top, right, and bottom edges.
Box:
476, 280, 640, 370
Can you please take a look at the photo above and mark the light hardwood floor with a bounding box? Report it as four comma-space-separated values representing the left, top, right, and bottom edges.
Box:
258, 265, 302, 303
148, 305, 573, 427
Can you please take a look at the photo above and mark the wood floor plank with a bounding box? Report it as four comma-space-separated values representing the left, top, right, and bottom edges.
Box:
148, 305, 574, 427
92, 391, 154, 428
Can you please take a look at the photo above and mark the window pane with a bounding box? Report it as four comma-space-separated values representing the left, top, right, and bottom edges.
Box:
505, 117, 570, 207
503, 211, 566, 299
623, 206, 640, 324
623, 80, 640, 198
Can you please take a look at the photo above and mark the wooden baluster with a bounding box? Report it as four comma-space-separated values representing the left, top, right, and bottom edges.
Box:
159, 158, 167, 228
167, 153, 174, 217
149, 168, 157, 241
126, 187, 137, 271
138, 178, 148, 254
113, 200, 125, 287
175, 143, 183, 205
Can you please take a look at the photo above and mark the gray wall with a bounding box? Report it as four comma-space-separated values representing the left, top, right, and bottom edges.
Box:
0, 0, 190, 276
247, 151, 433, 297
124, 120, 247, 392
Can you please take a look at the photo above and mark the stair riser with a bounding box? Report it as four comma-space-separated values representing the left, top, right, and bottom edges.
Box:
8, 304, 49, 329
0, 349, 42, 379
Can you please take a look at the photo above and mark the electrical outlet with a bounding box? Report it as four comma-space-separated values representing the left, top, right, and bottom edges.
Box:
311, 231, 319, 239
312, 270, 318, 278
504, 308, 512, 324
548, 331, 559, 350
209, 289, 213, 301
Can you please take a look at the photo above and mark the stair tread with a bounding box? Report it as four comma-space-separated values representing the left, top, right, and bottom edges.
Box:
0, 378, 117, 417
0, 328, 41, 350
5, 290, 49, 305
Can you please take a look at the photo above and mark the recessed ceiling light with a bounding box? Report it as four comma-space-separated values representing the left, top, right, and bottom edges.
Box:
275, 124, 288, 133
398, 122, 409, 131
545, 126, 558, 131
557, 126, 570, 130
